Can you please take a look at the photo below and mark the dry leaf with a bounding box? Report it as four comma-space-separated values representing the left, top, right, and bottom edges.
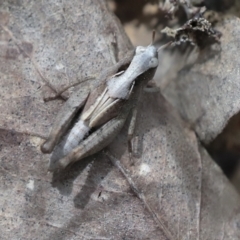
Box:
163, 16, 240, 144
1, 1, 240, 240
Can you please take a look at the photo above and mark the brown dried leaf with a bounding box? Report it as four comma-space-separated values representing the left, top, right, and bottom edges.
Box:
1, 1, 240, 240
163, 16, 240, 144
109, 90, 240, 239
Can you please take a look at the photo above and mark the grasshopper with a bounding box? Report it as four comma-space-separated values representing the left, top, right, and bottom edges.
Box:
41, 32, 169, 171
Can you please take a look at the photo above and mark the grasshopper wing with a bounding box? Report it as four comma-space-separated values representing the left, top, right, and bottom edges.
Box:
49, 101, 131, 171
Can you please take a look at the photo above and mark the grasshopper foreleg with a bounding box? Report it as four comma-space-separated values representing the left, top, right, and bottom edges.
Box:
44, 76, 96, 102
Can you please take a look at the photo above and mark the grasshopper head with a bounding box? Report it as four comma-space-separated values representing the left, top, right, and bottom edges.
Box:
133, 39, 172, 74
134, 45, 159, 71
126, 44, 159, 80
131, 30, 159, 73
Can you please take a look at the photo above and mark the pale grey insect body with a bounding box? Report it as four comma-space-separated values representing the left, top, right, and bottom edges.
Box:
41, 42, 159, 171
62, 45, 158, 156
107, 46, 158, 99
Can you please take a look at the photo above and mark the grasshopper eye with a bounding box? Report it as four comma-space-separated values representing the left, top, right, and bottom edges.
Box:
149, 57, 158, 68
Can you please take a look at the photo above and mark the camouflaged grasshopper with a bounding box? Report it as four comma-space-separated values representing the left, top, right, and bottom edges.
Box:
41, 33, 169, 171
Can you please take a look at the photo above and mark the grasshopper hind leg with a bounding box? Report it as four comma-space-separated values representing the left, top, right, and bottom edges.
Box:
127, 108, 138, 165
48, 113, 129, 171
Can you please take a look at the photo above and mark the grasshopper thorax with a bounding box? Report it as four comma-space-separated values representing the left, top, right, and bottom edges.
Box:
107, 45, 158, 100
134, 45, 158, 70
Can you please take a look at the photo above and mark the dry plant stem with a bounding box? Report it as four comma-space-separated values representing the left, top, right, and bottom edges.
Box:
106, 152, 175, 240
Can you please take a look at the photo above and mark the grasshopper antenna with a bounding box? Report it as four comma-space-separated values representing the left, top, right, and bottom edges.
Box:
151, 30, 156, 45
157, 41, 172, 52
150, 29, 172, 51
